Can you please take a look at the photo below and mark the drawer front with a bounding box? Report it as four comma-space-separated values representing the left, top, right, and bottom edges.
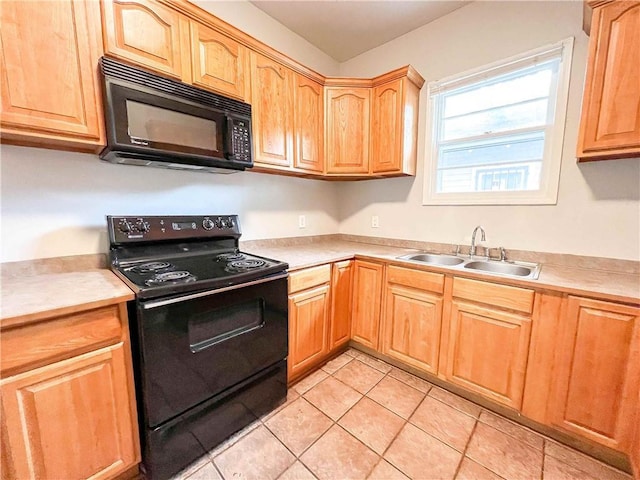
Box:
452, 277, 534, 314
387, 265, 444, 294
1, 305, 123, 376
288, 264, 331, 293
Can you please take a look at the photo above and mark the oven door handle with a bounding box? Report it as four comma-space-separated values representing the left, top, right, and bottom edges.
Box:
142, 272, 289, 309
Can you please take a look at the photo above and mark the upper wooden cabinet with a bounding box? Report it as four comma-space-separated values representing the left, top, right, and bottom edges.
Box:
250, 52, 294, 168
293, 74, 324, 173
371, 73, 421, 175
189, 20, 247, 100
577, 0, 640, 160
325, 87, 371, 175
549, 296, 640, 451
0, 0, 105, 151
101, 0, 190, 81
351, 260, 384, 349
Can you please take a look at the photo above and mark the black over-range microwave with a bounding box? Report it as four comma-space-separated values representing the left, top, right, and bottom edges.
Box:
99, 57, 252, 173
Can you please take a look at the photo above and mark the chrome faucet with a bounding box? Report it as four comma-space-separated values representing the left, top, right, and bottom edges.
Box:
470, 225, 486, 257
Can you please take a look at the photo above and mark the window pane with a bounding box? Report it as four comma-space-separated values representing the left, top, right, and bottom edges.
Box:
443, 62, 555, 118
436, 132, 544, 193
442, 97, 549, 141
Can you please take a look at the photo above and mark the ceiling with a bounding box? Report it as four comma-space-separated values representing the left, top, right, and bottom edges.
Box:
250, 1, 470, 62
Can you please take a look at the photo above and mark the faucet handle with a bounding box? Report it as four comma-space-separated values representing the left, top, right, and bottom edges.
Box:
499, 247, 507, 262
453, 244, 461, 256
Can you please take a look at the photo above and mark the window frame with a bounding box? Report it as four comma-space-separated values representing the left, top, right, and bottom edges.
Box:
422, 37, 574, 206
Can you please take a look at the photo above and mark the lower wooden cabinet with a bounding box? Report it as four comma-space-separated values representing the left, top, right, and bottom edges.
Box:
381, 266, 444, 375
351, 260, 384, 349
440, 278, 534, 410
329, 260, 353, 350
288, 265, 331, 381
1, 344, 137, 480
548, 296, 640, 451
0, 304, 139, 480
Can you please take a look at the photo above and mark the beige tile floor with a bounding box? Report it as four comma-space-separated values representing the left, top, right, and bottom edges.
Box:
172, 349, 632, 480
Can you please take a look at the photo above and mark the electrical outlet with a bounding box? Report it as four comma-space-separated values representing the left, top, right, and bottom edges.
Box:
298, 215, 306, 229
371, 215, 380, 228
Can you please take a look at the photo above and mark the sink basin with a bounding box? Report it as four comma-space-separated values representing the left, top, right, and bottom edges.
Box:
464, 261, 534, 277
399, 253, 465, 266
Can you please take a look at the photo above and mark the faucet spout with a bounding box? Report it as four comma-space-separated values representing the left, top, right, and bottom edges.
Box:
470, 225, 486, 257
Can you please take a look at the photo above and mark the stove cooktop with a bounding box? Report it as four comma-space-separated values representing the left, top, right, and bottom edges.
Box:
107, 215, 288, 300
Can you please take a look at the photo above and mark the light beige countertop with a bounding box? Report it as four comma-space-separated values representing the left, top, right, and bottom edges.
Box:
1, 269, 134, 329
242, 237, 640, 304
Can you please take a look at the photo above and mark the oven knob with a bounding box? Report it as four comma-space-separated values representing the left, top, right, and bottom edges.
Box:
136, 219, 150, 233
118, 220, 132, 233
226, 217, 235, 228
219, 218, 229, 228
202, 218, 214, 230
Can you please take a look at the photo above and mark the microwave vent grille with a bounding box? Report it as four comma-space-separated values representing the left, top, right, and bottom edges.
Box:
99, 56, 251, 117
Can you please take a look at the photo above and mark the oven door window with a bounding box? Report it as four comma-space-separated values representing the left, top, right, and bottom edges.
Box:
188, 299, 265, 353
136, 277, 288, 428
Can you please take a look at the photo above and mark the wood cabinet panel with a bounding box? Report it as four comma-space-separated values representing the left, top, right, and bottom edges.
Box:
578, 1, 640, 160
0, 0, 104, 147
288, 285, 330, 380
250, 52, 294, 167
1, 343, 138, 480
387, 266, 444, 294
549, 296, 640, 451
294, 74, 324, 173
351, 260, 383, 349
329, 260, 353, 350
325, 87, 371, 174
452, 277, 534, 314
189, 20, 246, 100
371, 79, 403, 173
444, 301, 531, 409
1, 306, 122, 377
289, 264, 331, 293
382, 284, 443, 375
102, 0, 190, 81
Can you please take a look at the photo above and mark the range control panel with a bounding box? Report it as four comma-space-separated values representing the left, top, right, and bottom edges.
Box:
108, 215, 241, 244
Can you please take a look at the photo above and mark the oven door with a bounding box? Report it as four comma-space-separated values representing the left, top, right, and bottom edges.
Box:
134, 273, 288, 428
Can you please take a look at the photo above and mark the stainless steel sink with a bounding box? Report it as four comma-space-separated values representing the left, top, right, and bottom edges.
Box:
396, 252, 541, 280
398, 253, 465, 266
464, 261, 534, 277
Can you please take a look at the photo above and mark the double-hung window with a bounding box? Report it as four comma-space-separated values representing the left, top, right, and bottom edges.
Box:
423, 38, 574, 205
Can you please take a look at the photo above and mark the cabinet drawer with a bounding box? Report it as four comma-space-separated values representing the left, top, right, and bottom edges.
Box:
452, 277, 534, 314
1, 305, 123, 376
387, 265, 444, 294
289, 264, 331, 293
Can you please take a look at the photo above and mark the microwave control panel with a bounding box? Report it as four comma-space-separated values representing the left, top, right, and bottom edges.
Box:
229, 118, 251, 163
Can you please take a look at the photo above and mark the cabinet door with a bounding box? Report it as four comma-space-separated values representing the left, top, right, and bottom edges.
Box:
329, 260, 353, 350
444, 301, 531, 409
1, 343, 139, 480
577, 1, 640, 160
325, 87, 370, 174
288, 285, 330, 380
102, 0, 190, 81
549, 296, 640, 451
371, 79, 403, 173
351, 260, 383, 350
0, 0, 104, 147
250, 52, 294, 167
382, 285, 443, 375
294, 74, 324, 173
189, 20, 247, 100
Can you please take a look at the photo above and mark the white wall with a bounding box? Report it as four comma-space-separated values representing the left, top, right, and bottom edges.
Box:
0, 146, 339, 262
337, 1, 640, 261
